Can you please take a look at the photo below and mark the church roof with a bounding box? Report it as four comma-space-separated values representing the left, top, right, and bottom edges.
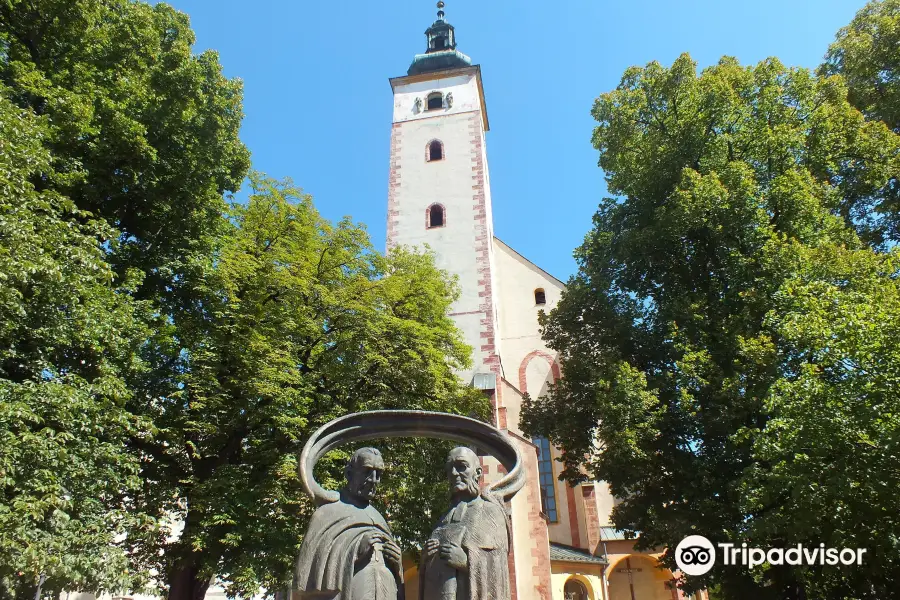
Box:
408, 49, 472, 76
493, 237, 566, 287
550, 543, 609, 565
600, 526, 637, 541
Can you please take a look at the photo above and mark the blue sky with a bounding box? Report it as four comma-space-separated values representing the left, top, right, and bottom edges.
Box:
157, 0, 865, 280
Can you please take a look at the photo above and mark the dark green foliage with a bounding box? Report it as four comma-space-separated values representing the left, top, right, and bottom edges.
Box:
133, 174, 487, 600
820, 0, 900, 249
1, 2, 485, 599
521, 54, 900, 599
0, 91, 154, 599
0, 0, 251, 295
821, 0, 900, 133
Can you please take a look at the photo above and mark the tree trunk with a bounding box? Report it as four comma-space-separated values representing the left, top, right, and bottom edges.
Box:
167, 553, 213, 600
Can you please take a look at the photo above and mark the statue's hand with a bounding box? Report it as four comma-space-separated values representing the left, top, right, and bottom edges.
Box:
358, 531, 384, 561
424, 538, 440, 559
439, 542, 467, 571
382, 538, 402, 571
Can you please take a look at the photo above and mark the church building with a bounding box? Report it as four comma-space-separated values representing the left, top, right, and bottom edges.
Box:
386, 5, 704, 600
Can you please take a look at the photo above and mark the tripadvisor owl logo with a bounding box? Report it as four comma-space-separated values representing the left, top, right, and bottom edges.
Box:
674, 535, 868, 576
675, 535, 716, 576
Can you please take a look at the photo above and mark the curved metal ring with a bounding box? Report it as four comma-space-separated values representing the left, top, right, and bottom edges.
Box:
299, 410, 526, 506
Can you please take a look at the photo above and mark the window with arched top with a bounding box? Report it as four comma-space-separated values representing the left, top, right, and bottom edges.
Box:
427, 92, 443, 111
427, 139, 443, 161
427, 203, 445, 229
564, 579, 590, 600
534, 288, 546, 305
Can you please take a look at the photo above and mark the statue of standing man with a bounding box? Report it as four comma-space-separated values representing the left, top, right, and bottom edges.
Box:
419, 447, 512, 600
294, 447, 404, 600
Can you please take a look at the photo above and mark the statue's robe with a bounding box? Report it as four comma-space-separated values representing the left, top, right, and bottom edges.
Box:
294, 492, 403, 600
419, 493, 512, 600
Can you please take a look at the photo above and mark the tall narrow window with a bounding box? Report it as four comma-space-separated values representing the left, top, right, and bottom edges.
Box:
428, 140, 443, 161
427, 92, 443, 110
534, 288, 546, 305
427, 204, 445, 228
532, 436, 558, 522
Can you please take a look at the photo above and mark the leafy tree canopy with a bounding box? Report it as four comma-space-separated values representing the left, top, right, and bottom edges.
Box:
136, 173, 488, 600
821, 0, 900, 133
2, 2, 485, 599
521, 54, 900, 599
1, 1, 249, 597
820, 0, 900, 248
0, 90, 154, 599
0, 0, 251, 298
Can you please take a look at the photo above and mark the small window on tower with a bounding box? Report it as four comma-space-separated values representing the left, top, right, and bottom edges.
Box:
434, 36, 447, 49
427, 92, 443, 111
427, 204, 445, 229
534, 288, 546, 305
428, 140, 443, 161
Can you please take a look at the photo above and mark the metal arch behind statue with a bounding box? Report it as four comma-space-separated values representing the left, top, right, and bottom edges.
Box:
299, 410, 525, 506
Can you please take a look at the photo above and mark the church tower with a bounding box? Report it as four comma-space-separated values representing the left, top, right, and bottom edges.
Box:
383, 7, 698, 600
386, 2, 502, 414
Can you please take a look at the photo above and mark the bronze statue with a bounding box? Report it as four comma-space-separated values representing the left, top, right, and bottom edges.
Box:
295, 411, 526, 600
419, 447, 513, 600
293, 447, 404, 600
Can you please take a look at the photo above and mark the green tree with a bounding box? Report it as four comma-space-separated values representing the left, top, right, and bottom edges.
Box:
2, 1, 249, 596
820, 0, 900, 247
0, 0, 250, 300
745, 244, 900, 598
135, 173, 487, 600
2, 3, 484, 598
0, 93, 155, 599
521, 55, 900, 599
821, 0, 900, 133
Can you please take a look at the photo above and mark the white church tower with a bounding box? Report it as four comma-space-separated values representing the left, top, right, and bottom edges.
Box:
384, 6, 695, 600
385, 2, 502, 410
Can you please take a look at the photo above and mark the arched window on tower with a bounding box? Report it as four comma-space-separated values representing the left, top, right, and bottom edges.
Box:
427, 139, 443, 161
427, 92, 443, 110
534, 288, 546, 305
427, 203, 445, 229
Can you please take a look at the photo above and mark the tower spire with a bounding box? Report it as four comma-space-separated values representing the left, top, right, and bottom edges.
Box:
406, 0, 472, 75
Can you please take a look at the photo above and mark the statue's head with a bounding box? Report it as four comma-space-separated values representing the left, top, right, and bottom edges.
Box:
343, 447, 385, 505
446, 446, 482, 501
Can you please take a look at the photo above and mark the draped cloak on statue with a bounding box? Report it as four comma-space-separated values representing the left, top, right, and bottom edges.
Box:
419, 493, 512, 600
294, 492, 404, 600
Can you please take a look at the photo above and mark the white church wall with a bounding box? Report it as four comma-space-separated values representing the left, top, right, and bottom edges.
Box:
387, 69, 497, 384
391, 72, 483, 125
493, 240, 608, 552
493, 238, 564, 432
596, 482, 618, 527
